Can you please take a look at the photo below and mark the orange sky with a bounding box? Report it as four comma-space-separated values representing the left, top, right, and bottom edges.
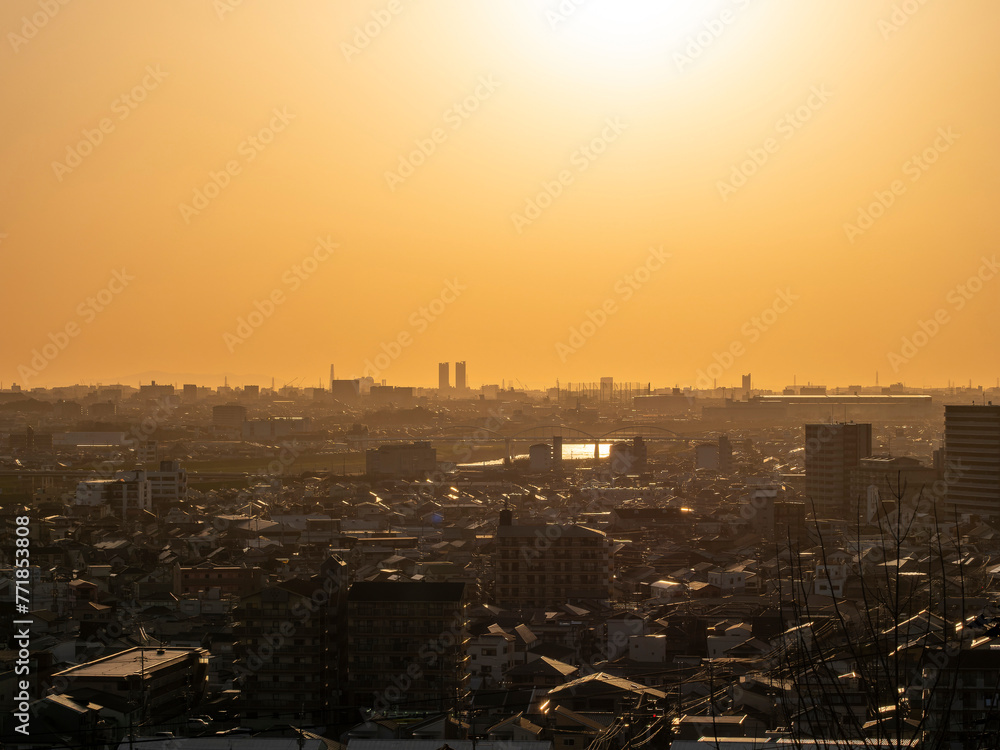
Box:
1, 0, 998, 391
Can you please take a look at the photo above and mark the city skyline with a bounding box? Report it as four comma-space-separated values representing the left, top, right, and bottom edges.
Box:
2, 1, 999, 390
7, 367, 1000, 394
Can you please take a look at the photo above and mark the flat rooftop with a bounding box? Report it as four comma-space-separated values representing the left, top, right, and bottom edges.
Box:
54, 647, 201, 679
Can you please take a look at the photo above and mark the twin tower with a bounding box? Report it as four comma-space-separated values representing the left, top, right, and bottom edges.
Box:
438, 361, 466, 391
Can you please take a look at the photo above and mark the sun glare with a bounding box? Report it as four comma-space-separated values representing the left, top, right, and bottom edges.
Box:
538, 0, 734, 81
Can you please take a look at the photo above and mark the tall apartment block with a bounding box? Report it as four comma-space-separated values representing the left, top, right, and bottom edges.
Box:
944, 404, 1000, 518
494, 509, 612, 609
455, 361, 467, 390
804, 422, 873, 521
438, 362, 450, 391
233, 557, 347, 725
346, 581, 469, 713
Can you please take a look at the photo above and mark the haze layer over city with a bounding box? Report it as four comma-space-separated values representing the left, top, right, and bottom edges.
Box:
2, 1, 999, 389
2, 2, 1000, 750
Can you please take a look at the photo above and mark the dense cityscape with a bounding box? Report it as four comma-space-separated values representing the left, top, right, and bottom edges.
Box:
2, 372, 1000, 748
5, 1, 999, 748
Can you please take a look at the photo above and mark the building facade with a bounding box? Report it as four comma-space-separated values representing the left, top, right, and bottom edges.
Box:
232, 557, 348, 724
346, 581, 470, 713
944, 404, 1000, 518
53, 647, 209, 726
804, 422, 873, 521
494, 513, 612, 609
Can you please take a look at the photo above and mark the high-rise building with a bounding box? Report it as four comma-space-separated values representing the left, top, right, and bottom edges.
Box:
849, 455, 936, 509
804, 422, 873, 521
943, 405, 1000, 518
455, 361, 467, 390
74, 471, 152, 516
182, 384, 198, 402
494, 512, 612, 609
600, 376, 614, 402
346, 581, 469, 712
330, 379, 360, 402
438, 362, 450, 391
233, 557, 348, 725
609, 437, 647, 474
139, 381, 174, 400
148, 459, 188, 510
212, 403, 247, 430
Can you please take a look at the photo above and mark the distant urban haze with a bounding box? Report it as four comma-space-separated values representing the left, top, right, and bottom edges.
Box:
2, 1, 998, 388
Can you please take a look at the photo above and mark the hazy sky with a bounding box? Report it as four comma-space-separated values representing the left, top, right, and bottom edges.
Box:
2, 0, 998, 390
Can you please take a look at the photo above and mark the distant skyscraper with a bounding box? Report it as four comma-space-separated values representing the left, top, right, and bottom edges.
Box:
805, 422, 873, 521
455, 361, 467, 390
742, 373, 752, 391
944, 404, 1000, 518
600, 376, 613, 402
438, 362, 450, 391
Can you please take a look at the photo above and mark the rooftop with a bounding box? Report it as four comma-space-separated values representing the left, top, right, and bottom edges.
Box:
54, 647, 203, 679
